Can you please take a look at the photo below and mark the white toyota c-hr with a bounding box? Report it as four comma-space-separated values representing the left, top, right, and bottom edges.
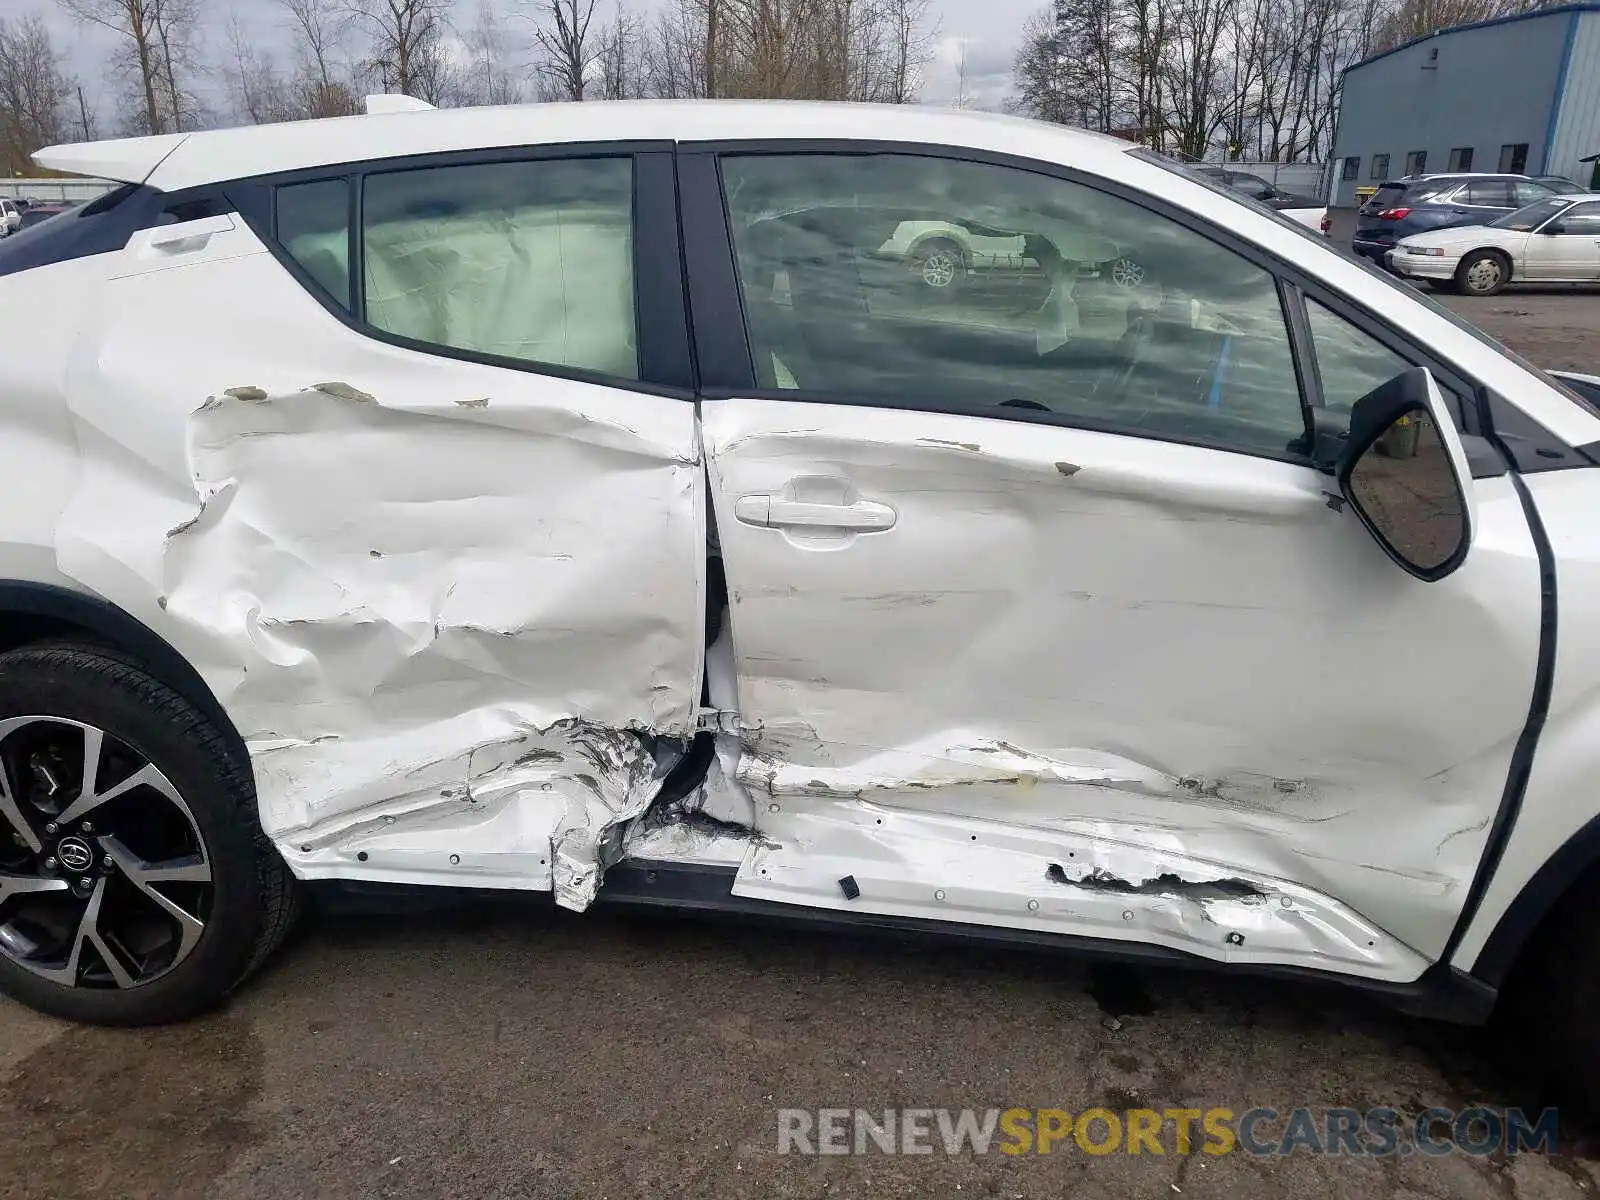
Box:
3, 97, 1600, 1102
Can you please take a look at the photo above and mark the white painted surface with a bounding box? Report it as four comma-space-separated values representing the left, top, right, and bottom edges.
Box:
9, 101, 1600, 981
45, 218, 705, 907
1454, 466, 1600, 968
703, 398, 1539, 962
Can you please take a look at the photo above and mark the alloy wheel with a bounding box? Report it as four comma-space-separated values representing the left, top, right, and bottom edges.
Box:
919, 250, 959, 288
0, 716, 212, 990
1111, 257, 1145, 289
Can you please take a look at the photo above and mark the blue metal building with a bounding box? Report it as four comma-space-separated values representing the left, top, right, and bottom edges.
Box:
1328, 3, 1600, 206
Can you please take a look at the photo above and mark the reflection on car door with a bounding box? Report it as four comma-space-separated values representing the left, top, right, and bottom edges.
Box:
693, 147, 1542, 976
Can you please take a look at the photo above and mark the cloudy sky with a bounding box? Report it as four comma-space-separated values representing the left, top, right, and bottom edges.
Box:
27, 0, 1031, 133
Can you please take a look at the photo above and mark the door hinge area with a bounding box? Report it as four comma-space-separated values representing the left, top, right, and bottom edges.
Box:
696, 707, 742, 734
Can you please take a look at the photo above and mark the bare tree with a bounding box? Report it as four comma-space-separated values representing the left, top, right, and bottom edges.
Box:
642, 0, 711, 97
344, 0, 453, 102
595, 1, 646, 99
281, 0, 361, 116
882, 0, 937, 102
463, 0, 524, 104
0, 14, 72, 173
62, 0, 168, 134
222, 11, 293, 124
533, 0, 601, 100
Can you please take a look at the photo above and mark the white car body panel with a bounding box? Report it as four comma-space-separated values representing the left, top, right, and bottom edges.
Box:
1454, 467, 1600, 967
1281, 206, 1326, 233
10, 102, 1600, 990
700, 397, 1538, 969
32, 132, 189, 185
48, 217, 706, 910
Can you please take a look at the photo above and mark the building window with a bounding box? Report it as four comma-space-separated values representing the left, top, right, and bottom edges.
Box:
1371, 154, 1390, 180
1341, 157, 1360, 181
1500, 143, 1529, 173
1405, 150, 1427, 176
1448, 147, 1474, 172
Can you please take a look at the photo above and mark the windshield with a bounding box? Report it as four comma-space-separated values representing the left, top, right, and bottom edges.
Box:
1491, 198, 1572, 231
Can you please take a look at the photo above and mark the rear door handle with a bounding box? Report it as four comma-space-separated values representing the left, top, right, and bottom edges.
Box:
146, 214, 235, 251
735, 495, 897, 531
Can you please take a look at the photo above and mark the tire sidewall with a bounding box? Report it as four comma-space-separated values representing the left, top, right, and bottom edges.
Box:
0, 649, 270, 1024
1458, 252, 1507, 297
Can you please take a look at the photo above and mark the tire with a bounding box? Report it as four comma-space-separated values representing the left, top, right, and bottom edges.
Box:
1497, 870, 1600, 1112
1455, 250, 1509, 297
0, 642, 297, 1025
912, 239, 966, 292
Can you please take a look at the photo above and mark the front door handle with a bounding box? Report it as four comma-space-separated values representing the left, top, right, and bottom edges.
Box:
735, 495, 897, 531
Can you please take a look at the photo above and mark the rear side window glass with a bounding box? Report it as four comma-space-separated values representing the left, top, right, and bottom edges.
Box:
360, 157, 637, 379
276, 179, 351, 312
1463, 181, 1513, 207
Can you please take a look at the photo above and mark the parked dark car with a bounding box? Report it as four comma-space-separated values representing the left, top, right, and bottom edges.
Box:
1353, 174, 1556, 264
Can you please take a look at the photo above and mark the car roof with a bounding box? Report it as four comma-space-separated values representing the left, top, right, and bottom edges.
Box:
35, 100, 1136, 194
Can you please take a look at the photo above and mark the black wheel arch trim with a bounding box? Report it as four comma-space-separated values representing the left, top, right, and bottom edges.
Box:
0, 580, 247, 767
1440, 467, 1558, 987
1469, 808, 1600, 989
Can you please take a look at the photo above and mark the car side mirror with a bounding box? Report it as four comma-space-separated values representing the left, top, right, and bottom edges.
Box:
1543, 221, 1566, 235
1336, 368, 1476, 582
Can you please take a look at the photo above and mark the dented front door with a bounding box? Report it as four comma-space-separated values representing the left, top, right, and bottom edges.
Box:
698, 147, 1542, 976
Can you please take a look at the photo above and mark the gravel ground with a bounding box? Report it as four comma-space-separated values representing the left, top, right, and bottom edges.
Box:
2, 237, 1599, 1200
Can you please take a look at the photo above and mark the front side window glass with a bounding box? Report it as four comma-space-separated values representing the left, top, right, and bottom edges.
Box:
719, 152, 1308, 458
361, 157, 637, 379
1559, 202, 1600, 234
1306, 298, 1464, 428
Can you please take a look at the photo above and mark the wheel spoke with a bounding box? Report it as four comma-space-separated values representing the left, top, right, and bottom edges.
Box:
79, 724, 103, 804
0, 872, 69, 902
55, 761, 184, 828
0, 758, 40, 853
86, 924, 137, 989
132, 856, 212, 886
101, 836, 207, 960
31, 880, 104, 986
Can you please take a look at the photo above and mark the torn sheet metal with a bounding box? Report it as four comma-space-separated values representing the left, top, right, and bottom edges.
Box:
53, 241, 705, 905
735, 795, 1430, 980
623, 608, 761, 868
703, 398, 1542, 962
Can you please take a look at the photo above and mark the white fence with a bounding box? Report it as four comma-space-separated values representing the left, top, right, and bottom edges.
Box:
1, 177, 119, 204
